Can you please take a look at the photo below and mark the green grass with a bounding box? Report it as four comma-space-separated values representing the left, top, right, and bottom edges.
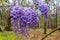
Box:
0, 29, 44, 40
0, 28, 59, 40
0, 31, 16, 40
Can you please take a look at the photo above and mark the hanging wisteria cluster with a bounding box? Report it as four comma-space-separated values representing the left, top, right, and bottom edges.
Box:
51, 12, 55, 16
32, 0, 50, 15
9, 5, 39, 37
38, 3, 50, 15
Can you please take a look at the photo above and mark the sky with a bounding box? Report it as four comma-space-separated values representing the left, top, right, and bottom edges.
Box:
9, 0, 44, 3
9, 0, 13, 3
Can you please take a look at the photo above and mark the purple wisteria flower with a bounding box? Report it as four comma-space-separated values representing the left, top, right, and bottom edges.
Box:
33, 0, 40, 5
56, 6, 60, 10
9, 5, 39, 37
32, 0, 50, 15
38, 3, 50, 15
51, 12, 55, 16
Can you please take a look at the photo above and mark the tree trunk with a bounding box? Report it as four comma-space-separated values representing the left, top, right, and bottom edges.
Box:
4, 17, 12, 31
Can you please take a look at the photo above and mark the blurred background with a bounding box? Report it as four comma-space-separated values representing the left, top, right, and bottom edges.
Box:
0, 0, 60, 40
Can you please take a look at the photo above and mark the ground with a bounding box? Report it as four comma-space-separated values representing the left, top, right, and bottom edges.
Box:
0, 28, 60, 40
